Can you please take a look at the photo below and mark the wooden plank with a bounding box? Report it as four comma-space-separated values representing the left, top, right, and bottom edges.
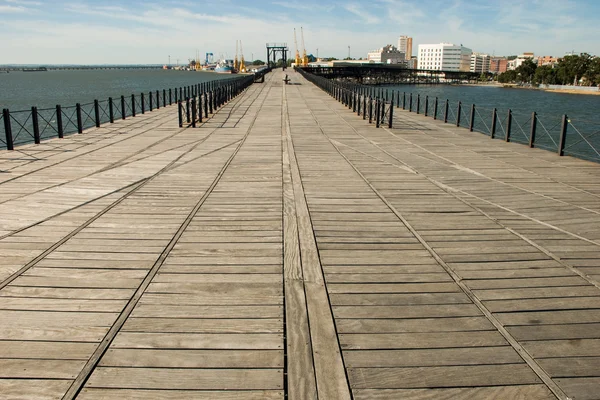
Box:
85, 367, 283, 390
347, 364, 541, 388
78, 389, 284, 400
344, 347, 522, 367
539, 357, 600, 377
0, 359, 85, 379
122, 318, 282, 333
336, 317, 495, 333
352, 386, 555, 400
99, 349, 283, 368
339, 331, 508, 349
0, 379, 72, 400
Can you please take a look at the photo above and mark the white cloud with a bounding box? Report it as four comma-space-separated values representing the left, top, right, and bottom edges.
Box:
0, 4, 26, 12
343, 4, 380, 24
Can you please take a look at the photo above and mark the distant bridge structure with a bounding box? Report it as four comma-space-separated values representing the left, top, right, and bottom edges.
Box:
300, 63, 481, 85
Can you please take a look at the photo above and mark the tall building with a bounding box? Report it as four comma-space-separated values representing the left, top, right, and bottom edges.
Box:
490, 57, 508, 74
417, 43, 472, 72
470, 52, 491, 74
367, 45, 406, 65
398, 36, 413, 60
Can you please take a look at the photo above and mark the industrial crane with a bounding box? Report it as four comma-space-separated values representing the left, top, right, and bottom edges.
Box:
234, 40, 239, 71
239, 41, 247, 73
300, 26, 309, 67
293, 28, 301, 66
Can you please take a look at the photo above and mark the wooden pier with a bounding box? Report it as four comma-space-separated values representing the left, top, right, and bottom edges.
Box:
1, 70, 600, 400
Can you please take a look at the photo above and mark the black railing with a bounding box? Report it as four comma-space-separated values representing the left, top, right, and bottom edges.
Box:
1, 77, 250, 150
298, 69, 395, 129
298, 70, 600, 164
178, 75, 255, 128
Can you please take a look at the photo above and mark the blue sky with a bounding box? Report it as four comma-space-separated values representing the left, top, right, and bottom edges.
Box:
0, 0, 598, 64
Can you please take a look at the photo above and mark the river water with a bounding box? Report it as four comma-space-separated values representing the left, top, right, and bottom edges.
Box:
0, 70, 598, 161
0, 69, 231, 111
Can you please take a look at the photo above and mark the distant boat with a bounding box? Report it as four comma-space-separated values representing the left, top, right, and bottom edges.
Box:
22, 67, 47, 72
214, 59, 234, 74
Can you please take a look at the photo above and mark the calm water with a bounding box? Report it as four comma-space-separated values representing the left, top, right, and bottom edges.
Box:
0, 69, 231, 111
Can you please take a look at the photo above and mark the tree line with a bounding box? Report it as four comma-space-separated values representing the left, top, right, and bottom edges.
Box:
497, 53, 600, 86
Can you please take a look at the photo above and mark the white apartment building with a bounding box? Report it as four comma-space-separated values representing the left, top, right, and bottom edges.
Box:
470, 52, 491, 74
367, 45, 406, 65
507, 53, 535, 70
417, 43, 472, 71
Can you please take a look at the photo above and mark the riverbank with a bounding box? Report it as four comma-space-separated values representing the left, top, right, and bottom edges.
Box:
502, 83, 600, 95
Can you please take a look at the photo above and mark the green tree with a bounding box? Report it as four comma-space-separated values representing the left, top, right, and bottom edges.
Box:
251, 59, 264, 66
533, 65, 556, 85
515, 59, 537, 83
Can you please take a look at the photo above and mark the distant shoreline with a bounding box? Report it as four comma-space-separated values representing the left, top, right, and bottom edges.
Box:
501, 83, 600, 96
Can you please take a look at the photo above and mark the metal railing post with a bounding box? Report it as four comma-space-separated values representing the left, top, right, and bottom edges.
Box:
558, 114, 568, 156
185, 98, 190, 123
76, 103, 83, 133
505, 109, 512, 142
156, 90, 160, 109
456, 101, 462, 127
416, 94, 420, 114
444, 100, 449, 123
204, 93, 208, 118
490, 108, 497, 138
163, 89, 166, 108
121, 96, 126, 119
424, 96, 429, 117
409, 93, 413, 112
31, 106, 41, 143
198, 95, 203, 123
169, 88, 172, 105
368, 97, 373, 123
141, 93, 145, 114
149, 91, 153, 111
56, 105, 64, 138
3, 109, 13, 150
469, 104, 475, 132
363, 95, 367, 120
191, 97, 197, 128
94, 100, 100, 127
389, 98, 394, 128
376, 98, 381, 128
433, 97, 438, 120
109, 98, 114, 123
402, 92, 406, 110
131, 94, 136, 117
178, 101, 183, 127
529, 112, 537, 148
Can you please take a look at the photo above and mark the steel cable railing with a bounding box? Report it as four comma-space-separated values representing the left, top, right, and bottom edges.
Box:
297, 68, 599, 164
1, 77, 244, 150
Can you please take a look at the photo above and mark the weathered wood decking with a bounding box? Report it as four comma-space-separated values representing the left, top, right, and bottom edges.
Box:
1, 70, 600, 400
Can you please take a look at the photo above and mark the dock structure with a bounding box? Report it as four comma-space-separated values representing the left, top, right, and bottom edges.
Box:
1, 70, 600, 400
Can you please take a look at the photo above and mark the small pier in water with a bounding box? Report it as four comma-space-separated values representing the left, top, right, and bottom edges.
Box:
1, 70, 600, 400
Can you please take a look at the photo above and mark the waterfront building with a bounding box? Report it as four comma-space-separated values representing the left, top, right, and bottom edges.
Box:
470, 53, 491, 74
490, 57, 508, 74
537, 55, 560, 67
507, 53, 535, 70
417, 43, 472, 71
397, 36, 413, 60
367, 45, 406, 65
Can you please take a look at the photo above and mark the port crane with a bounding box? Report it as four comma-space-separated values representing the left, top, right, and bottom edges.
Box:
239, 41, 247, 73
234, 41, 239, 71
293, 28, 301, 66
300, 27, 309, 67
